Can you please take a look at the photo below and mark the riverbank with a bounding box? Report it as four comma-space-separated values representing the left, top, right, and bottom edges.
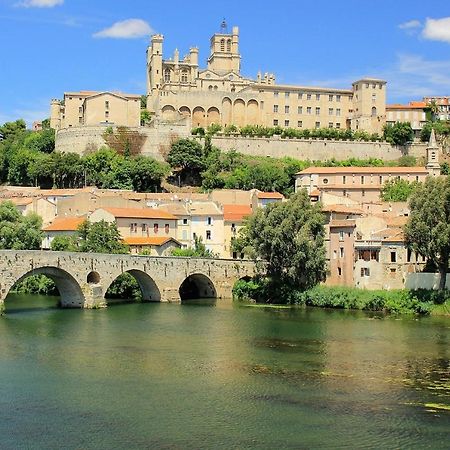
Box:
233, 281, 450, 316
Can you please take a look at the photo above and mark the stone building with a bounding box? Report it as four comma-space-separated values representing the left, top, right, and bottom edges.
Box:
146, 21, 386, 134
50, 91, 141, 130
386, 101, 427, 137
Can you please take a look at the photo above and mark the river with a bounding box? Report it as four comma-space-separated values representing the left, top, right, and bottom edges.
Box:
0, 294, 449, 449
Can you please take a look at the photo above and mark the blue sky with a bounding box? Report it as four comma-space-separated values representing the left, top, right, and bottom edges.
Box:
0, 0, 449, 126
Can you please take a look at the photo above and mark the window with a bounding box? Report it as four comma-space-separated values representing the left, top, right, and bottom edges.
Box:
336, 108, 341, 116
306, 93, 312, 100
366, 83, 369, 88
165, 224, 169, 234
298, 106, 303, 114
343, 175, 346, 184
105, 101, 109, 109
315, 107, 320, 115
329, 108, 333, 115
362, 190, 365, 197
227, 39, 231, 52
181, 70, 188, 83
298, 92, 303, 99
371, 106, 377, 117
391, 251, 396, 263
285, 92, 290, 99
315, 121, 320, 128
316, 94, 320, 101
307, 107, 312, 114
274, 92, 278, 98
339, 247, 344, 258
206, 230, 211, 240
297, 120, 303, 128
339, 231, 344, 241
105, 111, 109, 118
329, 122, 333, 128
78, 106, 83, 114
285, 120, 290, 127
329, 94, 333, 102
361, 176, 365, 184
220, 38, 225, 51
323, 178, 329, 184
154, 223, 159, 233
231, 224, 236, 234
130, 223, 138, 233
273, 105, 279, 113
285, 106, 289, 114
361, 267, 370, 277
183, 218, 188, 225
336, 123, 341, 129
338, 267, 342, 276
142, 223, 147, 232
379, 175, 383, 184
164, 69, 171, 82
78, 117, 83, 124
336, 95, 341, 102
207, 217, 212, 225
273, 119, 279, 126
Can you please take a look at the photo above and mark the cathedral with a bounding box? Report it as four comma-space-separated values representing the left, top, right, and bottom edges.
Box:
146, 21, 387, 133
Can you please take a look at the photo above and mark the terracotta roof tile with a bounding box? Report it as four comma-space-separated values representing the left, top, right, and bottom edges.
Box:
298, 166, 427, 175
123, 237, 180, 246
43, 216, 85, 231
223, 204, 252, 221
256, 192, 284, 199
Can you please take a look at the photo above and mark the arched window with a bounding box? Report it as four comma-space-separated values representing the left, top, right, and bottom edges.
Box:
227, 39, 231, 52
371, 106, 377, 117
220, 39, 225, 51
164, 69, 171, 82
214, 85, 218, 91
208, 85, 213, 91
181, 70, 188, 83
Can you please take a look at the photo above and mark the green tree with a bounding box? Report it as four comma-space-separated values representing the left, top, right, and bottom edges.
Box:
166, 138, 206, 185
383, 122, 414, 146
404, 176, 450, 290
77, 220, 128, 254
235, 190, 326, 302
140, 109, 152, 126
0, 119, 26, 141
50, 235, 78, 252
23, 128, 55, 153
0, 201, 43, 250
381, 178, 420, 202
171, 236, 216, 258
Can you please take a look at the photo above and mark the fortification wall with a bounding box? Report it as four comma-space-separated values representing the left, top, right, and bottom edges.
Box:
205, 136, 428, 161
56, 125, 428, 162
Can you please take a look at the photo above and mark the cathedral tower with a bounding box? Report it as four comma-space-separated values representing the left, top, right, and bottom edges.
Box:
207, 20, 241, 74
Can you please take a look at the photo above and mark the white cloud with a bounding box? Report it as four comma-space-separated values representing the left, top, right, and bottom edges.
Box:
93, 19, 153, 39
399, 20, 421, 30
17, 0, 64, 8
422, 17, 450, 43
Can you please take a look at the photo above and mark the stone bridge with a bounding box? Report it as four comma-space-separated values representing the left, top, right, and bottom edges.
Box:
0, 251, 256, 313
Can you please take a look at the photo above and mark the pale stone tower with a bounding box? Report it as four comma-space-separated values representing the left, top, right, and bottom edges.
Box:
351, 78, 386, 134
207, 20, 241, 74
426, 128, 441, 177
50, 99, 62, 130
146, 34, 164, 110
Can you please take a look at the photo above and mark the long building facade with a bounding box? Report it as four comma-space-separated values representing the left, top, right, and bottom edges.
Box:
146, 22, 387, 133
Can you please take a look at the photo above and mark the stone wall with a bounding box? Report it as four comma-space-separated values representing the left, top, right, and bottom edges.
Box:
56, 124, 428, 162
204, 135, 428, 162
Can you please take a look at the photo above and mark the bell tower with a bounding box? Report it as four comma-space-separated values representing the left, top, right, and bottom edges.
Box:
207, 20, 241, 74
426, 128, 441, 177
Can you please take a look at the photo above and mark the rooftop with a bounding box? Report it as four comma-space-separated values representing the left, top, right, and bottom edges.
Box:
101, 207, 178, 220
123, 237, 180, 246
43, 216, 85, 231
298, 166, 428, 175
223, 204, 252, 221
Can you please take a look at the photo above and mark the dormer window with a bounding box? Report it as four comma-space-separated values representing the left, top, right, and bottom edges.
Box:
164, 69, 171, 82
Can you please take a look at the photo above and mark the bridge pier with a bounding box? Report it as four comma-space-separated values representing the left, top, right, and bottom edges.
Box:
82, 283, 107, 309
160, 287, 181, 303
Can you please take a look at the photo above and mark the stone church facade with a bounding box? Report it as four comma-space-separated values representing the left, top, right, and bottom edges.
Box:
146, 22, 387, 134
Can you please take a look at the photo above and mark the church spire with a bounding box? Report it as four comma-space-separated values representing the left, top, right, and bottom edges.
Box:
426, 127, 441, 177
429, 127, 438, 148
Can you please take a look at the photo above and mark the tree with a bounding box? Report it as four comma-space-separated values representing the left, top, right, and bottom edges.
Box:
171, 236, 216, 258
166, 138, 205, 185
77, 220, 128, 254
404, 176, 450, 290
235, 190, 326, 301
50, 235, 78, 252
381, 178, 420, 202
140, 110, 152, 126
383, 122, 414, 146
0, 201, 43, 250
23, 128, 55, 153
0, 120, 26, 141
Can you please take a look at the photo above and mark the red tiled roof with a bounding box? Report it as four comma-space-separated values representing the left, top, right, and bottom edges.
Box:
256, 192, 284, 199
43, 216, 85, 231
322, 204, 364, 214
298, 166, 427, 175
123, 237, 179, 246
102, 207, 177, 220
223, 204, 252, 221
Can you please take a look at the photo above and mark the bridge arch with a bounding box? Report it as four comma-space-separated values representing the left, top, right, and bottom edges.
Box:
105, 269, 161, 303
179, 273, 217, 301
8, 266, 85, 308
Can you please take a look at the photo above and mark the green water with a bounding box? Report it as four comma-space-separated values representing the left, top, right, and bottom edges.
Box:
1, 294, 449, 449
